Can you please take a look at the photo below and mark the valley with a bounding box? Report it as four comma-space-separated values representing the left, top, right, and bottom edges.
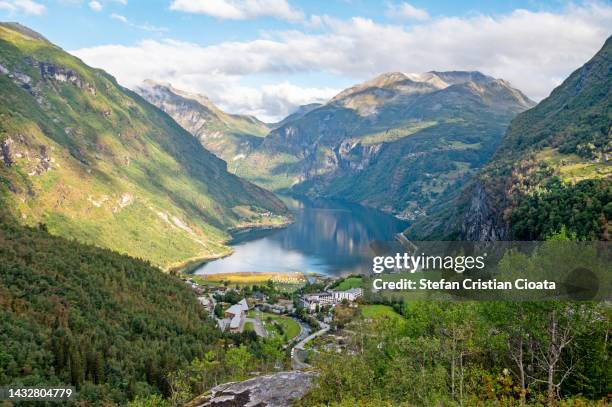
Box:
144, 71, 536, 221
0, 16, 609, 407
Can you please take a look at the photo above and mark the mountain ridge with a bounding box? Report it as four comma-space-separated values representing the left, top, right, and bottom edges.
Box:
233, 69, 535, 218
136, 80, 270, 169
0, 22, 289, 269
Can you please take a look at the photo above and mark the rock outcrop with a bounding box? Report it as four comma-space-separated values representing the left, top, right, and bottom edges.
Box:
189, 371, 317, 407
460, 181, 510, 241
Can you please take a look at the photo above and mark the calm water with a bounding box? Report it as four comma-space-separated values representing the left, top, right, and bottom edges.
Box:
195, 196, 407, 277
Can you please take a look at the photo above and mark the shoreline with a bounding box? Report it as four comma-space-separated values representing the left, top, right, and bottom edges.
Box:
173, 219, 294, 275
227, 219, 292, 236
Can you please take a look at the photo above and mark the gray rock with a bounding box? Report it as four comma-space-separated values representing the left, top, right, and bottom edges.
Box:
190, 371, 317, 407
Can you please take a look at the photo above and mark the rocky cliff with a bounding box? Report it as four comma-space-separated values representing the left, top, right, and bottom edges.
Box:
188, 371, 317, 407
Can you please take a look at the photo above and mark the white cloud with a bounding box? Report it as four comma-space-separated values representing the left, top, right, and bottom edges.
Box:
89, 0, 102, 12
386, 2, 429, 21
110, 13, 168, 32
110, 13, 127, 23
169, 0, 304, 22
230, 82, 338, 121
0, 0, 45, 15
72, 2, 612, 121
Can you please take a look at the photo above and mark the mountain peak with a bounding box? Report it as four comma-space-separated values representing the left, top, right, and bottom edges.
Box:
430, 70, 493, 85
328, 70, 533, 114
138, 79, 219, 113
363, 72, 410, 87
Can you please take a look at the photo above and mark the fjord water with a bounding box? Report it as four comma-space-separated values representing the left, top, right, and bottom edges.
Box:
195, 196, 407, 277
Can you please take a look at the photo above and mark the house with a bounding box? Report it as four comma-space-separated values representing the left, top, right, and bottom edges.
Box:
251, 291, 267, 301
261, 299, 294, 315
224, 299, 249, 333
300, 292, 334, 312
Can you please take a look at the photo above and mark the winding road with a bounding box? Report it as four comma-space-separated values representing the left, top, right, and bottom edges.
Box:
291, 320, 330, 370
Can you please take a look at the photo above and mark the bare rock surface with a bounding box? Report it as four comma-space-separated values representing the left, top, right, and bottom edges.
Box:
190, 371, 317, 407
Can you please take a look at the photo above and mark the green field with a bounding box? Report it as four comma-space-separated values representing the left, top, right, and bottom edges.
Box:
334, 276, 364, 290
359, 121, 437, 145
262, 313, 301, 340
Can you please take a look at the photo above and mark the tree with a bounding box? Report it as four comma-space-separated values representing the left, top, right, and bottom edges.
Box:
225, 345, 254, 380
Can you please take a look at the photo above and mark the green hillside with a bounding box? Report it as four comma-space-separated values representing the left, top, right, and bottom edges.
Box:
0, 23, 289, 270
0, 204, 220, 404
237, 71, 534, 218
136, 81, 270, 171
406, 36, 611, 241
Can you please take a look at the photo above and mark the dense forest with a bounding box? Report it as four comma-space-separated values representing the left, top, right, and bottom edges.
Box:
511, 178, 611, 240
0, 203, 287, 405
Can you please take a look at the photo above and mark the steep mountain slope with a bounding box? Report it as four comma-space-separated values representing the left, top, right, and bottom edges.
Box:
237, 71, 534, 217
406, 36, 611, 241
136, 80, 270, 170
0, 204, 220, 403
0, 22, 288, 269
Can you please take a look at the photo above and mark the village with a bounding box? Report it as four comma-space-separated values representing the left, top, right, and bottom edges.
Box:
182, 274, 363, 335
179, 272, 369, 368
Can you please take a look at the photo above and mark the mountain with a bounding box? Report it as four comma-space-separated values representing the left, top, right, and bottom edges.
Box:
406, 36, 612, 241
236, 71, 534, 217
136, 80, 270, 170
270, 103, 323, 129
0, 22, 288, 270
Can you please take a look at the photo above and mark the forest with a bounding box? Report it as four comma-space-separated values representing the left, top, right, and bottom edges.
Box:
0, 205, 287, 405
511, 178, 611, 240
299, 301, 610, 407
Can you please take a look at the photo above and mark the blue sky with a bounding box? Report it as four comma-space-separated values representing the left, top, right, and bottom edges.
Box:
1, 0, 611, 121
0, 1, 585, 49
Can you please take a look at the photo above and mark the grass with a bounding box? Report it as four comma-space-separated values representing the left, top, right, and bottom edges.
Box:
359, 121, 437, 145
192, 272, 306, 286
244, 322, 254, 332
334, 276, 364, 291
262, 313, 301, 341
537, 148, 612, 183
360, 304, 402, 320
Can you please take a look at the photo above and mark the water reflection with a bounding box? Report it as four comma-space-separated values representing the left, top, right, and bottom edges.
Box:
195, 196, 407, 277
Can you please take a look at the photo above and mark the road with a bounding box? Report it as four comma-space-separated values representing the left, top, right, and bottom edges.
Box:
245, 311, 267, 338
291, 320, 329, 370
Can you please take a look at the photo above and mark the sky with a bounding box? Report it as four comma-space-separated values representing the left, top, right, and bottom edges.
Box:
0, 1, 611, 122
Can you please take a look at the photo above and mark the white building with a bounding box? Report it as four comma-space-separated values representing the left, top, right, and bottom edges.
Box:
224, 299, 249, 332
300, 288, 363, 312
333, 288, 363, 302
